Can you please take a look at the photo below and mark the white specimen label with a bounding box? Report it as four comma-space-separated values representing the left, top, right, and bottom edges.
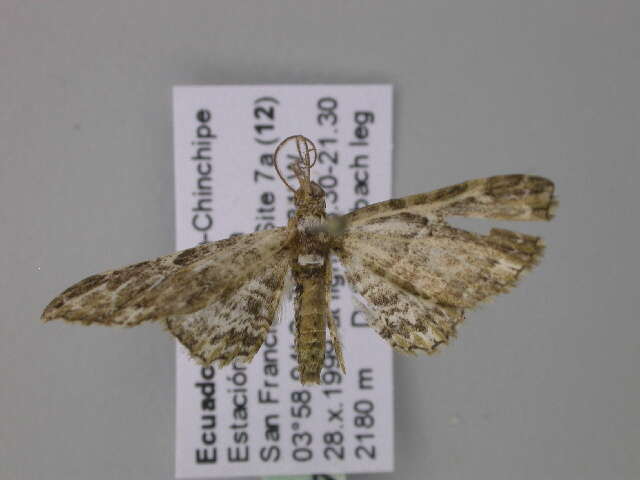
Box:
173, 85, 394, 479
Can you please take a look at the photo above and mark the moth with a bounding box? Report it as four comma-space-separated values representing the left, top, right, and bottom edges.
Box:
42, 135, 556, 384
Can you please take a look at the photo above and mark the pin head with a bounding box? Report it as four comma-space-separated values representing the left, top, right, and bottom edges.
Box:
274, 135, 318, 194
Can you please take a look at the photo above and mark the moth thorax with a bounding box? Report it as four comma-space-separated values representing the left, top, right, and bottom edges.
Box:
297, 215, 325, 233
294, 212, 330, 268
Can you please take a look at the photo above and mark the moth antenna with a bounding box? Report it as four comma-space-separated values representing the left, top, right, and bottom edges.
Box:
274, 135, 317, 193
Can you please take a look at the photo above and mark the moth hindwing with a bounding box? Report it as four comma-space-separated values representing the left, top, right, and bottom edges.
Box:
42, 135, 556, 384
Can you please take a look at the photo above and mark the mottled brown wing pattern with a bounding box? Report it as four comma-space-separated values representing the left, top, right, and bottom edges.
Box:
342, 216, 545, 309
43, 227, 291, 365
345, 174, 556, 225
344, 252, 465, 354
42, 166, 556, 377
166, 259, 290, 366
335, 175, 555, 354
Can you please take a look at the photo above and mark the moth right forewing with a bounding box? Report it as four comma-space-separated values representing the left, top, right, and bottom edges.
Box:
343, 175, 556, 227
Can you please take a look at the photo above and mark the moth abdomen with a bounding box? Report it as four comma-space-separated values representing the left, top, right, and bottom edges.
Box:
292, 262, 330, 385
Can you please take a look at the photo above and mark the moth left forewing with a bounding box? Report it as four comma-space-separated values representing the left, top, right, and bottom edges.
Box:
43, 227, 292, 368
41, 250, 200, 326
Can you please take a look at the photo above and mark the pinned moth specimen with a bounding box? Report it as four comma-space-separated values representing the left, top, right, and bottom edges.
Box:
42, 135, 556, 384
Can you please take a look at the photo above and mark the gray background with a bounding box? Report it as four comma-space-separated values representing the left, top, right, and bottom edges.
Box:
1, 1, 638, 479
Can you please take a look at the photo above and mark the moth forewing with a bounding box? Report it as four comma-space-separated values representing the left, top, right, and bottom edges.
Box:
344, 174, 556, 226
41, 227, 290, 327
